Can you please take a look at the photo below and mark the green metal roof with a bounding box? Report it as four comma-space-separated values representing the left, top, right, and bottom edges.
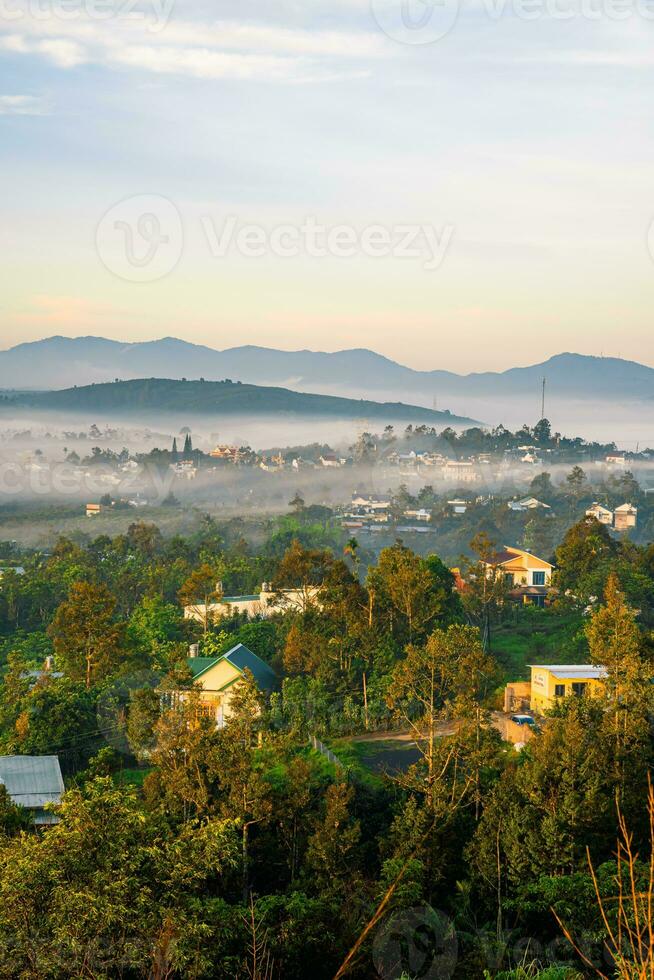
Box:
223, 644, 277, 690
186, 643, 277, 690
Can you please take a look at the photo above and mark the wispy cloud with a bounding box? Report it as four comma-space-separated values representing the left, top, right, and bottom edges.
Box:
0, 13, 384, 82
0, 93, 51, 115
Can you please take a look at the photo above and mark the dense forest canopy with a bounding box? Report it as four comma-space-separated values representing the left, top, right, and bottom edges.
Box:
0, 509, 653, 978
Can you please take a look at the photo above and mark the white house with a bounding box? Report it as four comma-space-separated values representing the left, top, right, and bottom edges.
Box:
586, 502, 613, 526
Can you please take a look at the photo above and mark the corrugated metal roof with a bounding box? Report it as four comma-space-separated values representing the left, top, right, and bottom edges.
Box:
0, 755, 64, 809
223, 644, 277, 691
528, 664, 607, 680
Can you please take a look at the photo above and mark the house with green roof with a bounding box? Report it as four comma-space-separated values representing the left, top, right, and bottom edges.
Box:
186, 643, 277, 728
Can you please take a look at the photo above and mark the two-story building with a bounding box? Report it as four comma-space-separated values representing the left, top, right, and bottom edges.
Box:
183, 583, 320, 625
482, 546, 554, 606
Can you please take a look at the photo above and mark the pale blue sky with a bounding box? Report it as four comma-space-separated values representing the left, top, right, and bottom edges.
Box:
1, 0, 653, 371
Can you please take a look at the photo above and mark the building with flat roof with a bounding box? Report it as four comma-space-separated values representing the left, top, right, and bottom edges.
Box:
529, 664, 606, 713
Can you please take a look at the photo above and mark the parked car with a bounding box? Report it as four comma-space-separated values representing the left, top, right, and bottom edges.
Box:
511, 714, 536, 727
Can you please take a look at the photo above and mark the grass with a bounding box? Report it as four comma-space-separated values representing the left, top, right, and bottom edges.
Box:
491, 607, 587, 681
114, 766, 153, 788
329, 737, 420, 786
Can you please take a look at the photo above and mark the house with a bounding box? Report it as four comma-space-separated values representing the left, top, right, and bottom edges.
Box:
86, 503, 102, 517
508, 497, 551, 513
586, 502, 613, 526
183, 583, 320, 624
481, 546, 554, 605
0, 755, 65, 826
443, 460, 478, 483
529, 664, 606, 713
614, 503, 637, 532
319, 454, 342, 468
605, 454, 626, 467
403, 508, 432, 522
185, 643, 277, 727
210, 445, 241, 462
447, 499, 469, 515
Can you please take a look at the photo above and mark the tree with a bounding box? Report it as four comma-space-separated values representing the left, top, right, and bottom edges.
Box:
0, 777, 239, 977
586, 573, 653, 796
367, 543, 448, 643
48, 582, 124, 688
289, 493, 305, 516
389, 624, 497, 807
178, 563, 223, 634
460, 533, 510, 652
304, 783, 360, 896
554, 516, 617, 598
565, 465, 587, 499
533, 417, 552, 443
272, 540, 332, 612
529, 471, 555, 504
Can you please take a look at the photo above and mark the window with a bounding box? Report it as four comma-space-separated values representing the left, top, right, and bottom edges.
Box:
504, 573, 514, 586
533, 571, 546, 586
571, 682, 587, 697
554, 684, 565, 697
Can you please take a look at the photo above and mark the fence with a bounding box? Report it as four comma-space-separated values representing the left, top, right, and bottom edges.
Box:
308, 734, 343, 770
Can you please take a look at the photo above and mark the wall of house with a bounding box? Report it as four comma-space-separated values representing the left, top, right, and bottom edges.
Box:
530, 668, 604, 712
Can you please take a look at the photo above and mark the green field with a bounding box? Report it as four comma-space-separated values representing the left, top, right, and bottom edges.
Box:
491, 607, 587, 681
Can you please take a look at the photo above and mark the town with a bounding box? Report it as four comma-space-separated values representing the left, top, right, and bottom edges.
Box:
0, 482, 652, 976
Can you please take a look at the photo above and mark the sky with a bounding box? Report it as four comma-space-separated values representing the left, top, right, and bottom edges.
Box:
1, 0, 653, 373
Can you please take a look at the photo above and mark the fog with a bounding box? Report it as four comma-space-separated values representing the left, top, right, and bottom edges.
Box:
0, 406, 651, 522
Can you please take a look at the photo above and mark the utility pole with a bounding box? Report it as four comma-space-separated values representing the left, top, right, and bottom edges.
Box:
541, 377, 546, 421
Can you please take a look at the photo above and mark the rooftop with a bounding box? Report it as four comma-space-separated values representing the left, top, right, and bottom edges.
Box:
188, 643, 277, 690
529, 664, 607, 679
0, 755, 65, 812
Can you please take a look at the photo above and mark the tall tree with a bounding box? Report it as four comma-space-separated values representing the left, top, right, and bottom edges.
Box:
48, 582, 124, 688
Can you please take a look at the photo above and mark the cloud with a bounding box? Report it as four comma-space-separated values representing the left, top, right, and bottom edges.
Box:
0, 11, 385, 83
0, 93, 51, 115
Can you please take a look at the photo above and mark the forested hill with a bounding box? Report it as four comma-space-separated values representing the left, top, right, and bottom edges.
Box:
4, 377, 479, 424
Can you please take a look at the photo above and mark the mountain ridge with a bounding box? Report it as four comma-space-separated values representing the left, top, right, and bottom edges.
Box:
0, 336, 652, 403
4, 377, 480, 425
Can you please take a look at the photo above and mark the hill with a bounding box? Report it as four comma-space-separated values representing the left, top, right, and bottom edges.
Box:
4, 378, 479, 425
0, 337, 652, 404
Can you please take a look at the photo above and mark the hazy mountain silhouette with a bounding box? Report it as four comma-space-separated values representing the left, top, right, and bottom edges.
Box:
0, 336, 652, 403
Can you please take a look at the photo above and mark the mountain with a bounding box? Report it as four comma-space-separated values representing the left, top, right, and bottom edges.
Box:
0, 336, 652, 404
5, 378, 479, 425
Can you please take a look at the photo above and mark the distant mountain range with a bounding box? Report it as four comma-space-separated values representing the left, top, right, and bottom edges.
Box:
5, 378, 478, 426
0, 336, 652, 405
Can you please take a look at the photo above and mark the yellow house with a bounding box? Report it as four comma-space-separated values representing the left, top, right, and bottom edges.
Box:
186, 643, 277, 727
482, 546, 554, 606
529, 664, 606, 713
